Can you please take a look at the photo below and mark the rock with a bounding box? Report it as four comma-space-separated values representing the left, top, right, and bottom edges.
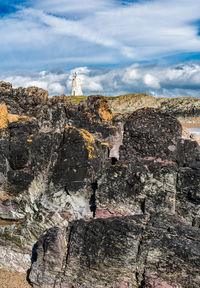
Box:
0, 81, 12, 89
108, 93, 159, 114
29, 213, 200, 288
176, 168, 200, 225
108, 93, 200, 122
0, 94, 111, 254
177, 138, 200, 167
0, 245, 30, 272
49, 126, 104, 192
29, 226, 66, 288
96, 160, 178, 217
0, 82, 200, 287
120, 108, 182, 161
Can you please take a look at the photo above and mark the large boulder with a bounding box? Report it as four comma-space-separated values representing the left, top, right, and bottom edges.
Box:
29, 213, 200, 288
120, 108, 182, 161
29, 226, 66, 288
96, 160, 178, 217
50, 125, 105, 192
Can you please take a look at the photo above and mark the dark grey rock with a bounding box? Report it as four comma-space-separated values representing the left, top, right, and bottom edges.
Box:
29, 213, 200, 288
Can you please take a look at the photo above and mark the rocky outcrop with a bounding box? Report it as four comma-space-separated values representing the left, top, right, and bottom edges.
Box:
96, 160, 178, 217
0, 83, 113, 257
29, 213, 200, 288
120, 108, 182, 161
108, 93, 200, 123
29, 226, 66, 288
0, 81, 199, 287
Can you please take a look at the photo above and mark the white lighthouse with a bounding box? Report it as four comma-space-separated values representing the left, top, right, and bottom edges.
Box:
71, 72, 83, 96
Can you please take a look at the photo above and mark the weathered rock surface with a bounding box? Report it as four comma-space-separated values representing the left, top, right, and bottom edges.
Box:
29, 213, 200, 288
0, 83, 113, 261
0, 81, 199, 287
120, 108, 182, 161
108, 93, 200, 123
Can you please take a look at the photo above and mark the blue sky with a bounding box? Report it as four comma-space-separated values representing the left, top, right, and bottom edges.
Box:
0, 0, 200, 97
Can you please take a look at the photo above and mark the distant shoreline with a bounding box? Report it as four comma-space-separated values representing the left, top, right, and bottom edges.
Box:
182, 123, 200, 128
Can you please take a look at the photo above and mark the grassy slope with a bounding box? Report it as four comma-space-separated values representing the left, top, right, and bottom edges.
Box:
65, 94, 149, 105
65, 96, 88, 104
65, 94, 200, 123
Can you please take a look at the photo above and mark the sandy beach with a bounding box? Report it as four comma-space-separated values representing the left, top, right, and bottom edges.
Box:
0, 269, 31, 288
182, 123, 200, 128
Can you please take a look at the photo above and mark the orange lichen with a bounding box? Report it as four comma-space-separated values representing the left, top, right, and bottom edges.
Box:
27, 134, 34, 142
17, 116, 36, 123
8, 114, 36, 123
0, 219, 22, 228
0, 193, 10, 201
0, 104, 36, 133
7, 114, 20, 123
79, 128, 95, 144
79, 129, 96, 158
8, 114, 36, 125
65, 125, 74, 134
101, 142, 109, 146
0, 104, 8, 129
65, 126, 97, 159
98, 103, 113, 123
86, 111, 95, 121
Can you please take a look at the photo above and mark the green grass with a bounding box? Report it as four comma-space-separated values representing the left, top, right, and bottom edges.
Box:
66, 96, 88, 104
105, 96, 120, 100
65, 95, 122, 104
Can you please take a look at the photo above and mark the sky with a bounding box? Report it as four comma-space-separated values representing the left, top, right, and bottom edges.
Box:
0, 0, 200, 97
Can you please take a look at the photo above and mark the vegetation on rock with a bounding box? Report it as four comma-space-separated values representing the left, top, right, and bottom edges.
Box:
0, 81, 199, 288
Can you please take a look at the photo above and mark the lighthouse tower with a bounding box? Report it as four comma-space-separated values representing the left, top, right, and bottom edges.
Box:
71, 72, 83, 96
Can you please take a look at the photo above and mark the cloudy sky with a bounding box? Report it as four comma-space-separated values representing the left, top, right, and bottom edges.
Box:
0, 0, 200, 97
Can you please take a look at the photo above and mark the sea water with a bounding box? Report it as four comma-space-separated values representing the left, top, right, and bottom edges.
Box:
188, 127, 200, 135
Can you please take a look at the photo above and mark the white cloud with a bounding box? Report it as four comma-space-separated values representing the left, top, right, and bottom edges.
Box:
2, 62, 200, 97
0, 0, 200, 70
143, 74, 160, 89
49, 83, 65, 94
32, 0, 114, 15
1, 0, 200, 98
3, 72, 67, 95
122, 65, 141, 85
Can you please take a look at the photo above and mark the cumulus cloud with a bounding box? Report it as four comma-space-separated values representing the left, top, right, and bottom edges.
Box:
3, 71, 67, 95
143, 74, 160, 89
1, 0, 200, 97
2, 62, 200, 98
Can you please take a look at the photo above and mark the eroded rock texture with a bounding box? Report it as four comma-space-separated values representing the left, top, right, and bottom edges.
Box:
108, 92, 200, 123
29, 213, 200, 288
0, 82, 199, 287
120, 108, 182, 160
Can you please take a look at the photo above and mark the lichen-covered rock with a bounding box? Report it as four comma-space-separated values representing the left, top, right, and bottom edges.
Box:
0, 122, 108, 250
96, 160, 178, 217
176, 167, 200, 226
0, 82, 200, 287
50, 126, 104, 192
29, 213, 200, 288
108, 93, 200, 122
177, 138, 200, 168
29, 226, 66, 288
120, 108, 182, 161
0, 93, 111, 256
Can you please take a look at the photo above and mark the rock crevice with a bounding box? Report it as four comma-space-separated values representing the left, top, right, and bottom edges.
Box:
0, 82, 199, 287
